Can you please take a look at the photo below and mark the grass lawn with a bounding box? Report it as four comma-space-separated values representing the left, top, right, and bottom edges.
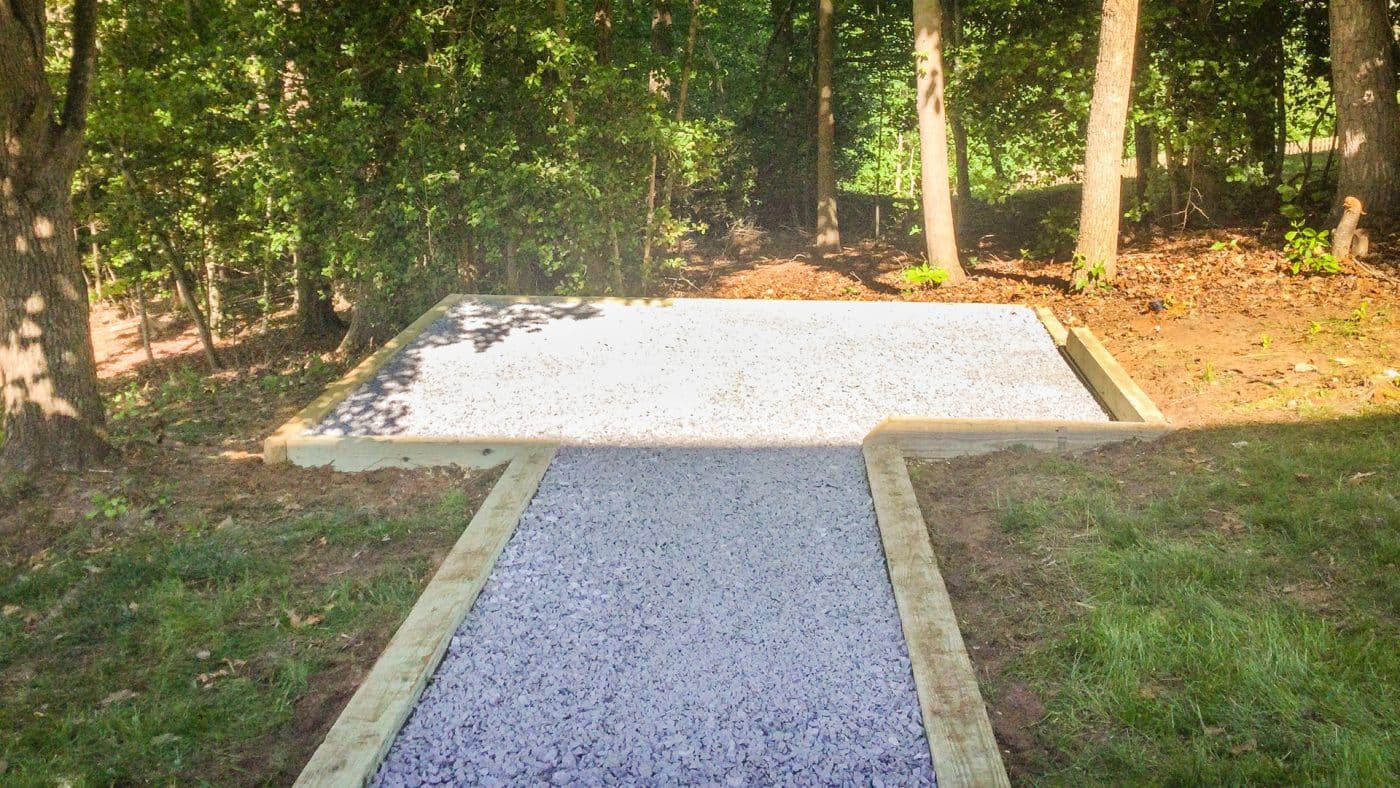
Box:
0, 321, 504, 784
911, 413, 1399, 784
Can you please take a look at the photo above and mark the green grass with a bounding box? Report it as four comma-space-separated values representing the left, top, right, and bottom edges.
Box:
0, 484, 490, 784
917, 414, 1400, 784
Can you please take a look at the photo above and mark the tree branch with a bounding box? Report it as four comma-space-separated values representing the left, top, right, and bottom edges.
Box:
59, 0, 98, 137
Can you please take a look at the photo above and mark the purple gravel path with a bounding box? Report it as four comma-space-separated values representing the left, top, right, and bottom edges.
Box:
374, 447, 936, 786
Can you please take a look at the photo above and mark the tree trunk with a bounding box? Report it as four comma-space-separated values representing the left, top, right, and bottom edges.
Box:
814, 0, 841, 256
640, 0, 674, 283
1074, 0, 1140, 286
1, 0, 108, 470
293, 241, 344, 337
951, 113, 972, 207
203, 234, 222, 340
593, 0, 613, 65
135, 277, 156, 365
658, 0, 701, 222
1329, 0, 1400, 215
913, 0, 965, 282
1134, 121, 1154, 226
336, 290, 397, 357
170, 255, 222, 371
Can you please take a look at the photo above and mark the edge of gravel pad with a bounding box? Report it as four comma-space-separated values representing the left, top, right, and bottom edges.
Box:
864, 440, 1011, 788
294, 445, 557, 788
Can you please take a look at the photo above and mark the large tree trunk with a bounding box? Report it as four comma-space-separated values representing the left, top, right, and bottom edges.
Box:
293, 240, 344, 337
814, 0, 841, 256
1074, 0, 1139, 286
1329, 0, 1400, 215
1, 0, 108, 470
912, 0, 965, 282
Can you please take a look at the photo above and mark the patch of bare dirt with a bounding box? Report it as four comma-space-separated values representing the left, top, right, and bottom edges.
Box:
671, 228, 1400, 428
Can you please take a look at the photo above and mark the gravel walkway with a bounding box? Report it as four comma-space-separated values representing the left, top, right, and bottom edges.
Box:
375, 447, 935, 785
345, 298, 1107, 785
313, 298, 1107, 444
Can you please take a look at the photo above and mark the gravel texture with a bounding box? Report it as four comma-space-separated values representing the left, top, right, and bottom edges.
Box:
350, 298, 1107, 784
375, 447, 936, 786
313, 298, 1108, 444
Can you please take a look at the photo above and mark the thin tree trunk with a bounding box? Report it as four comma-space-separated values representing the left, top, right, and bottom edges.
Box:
1134, 121, 1154, 226
88, 219, 103, 300
640, 0, 674, 283
814, 0, 841, 255
556, 0, 577, 125
135, 277, 157, 365
913, 0, 965, 281
593, 0, 612, 64
1329, 0, 1400, 215
169, 253, 222, 371
659, 0, 701, 220
951, 114, 972, 207
203, 232, 222, 340
1, 0, 109, 469
1074, 0, 1140, 286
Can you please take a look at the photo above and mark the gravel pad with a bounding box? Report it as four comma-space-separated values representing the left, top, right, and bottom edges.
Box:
313, 298, 1108, 443
374, 447, 936, 786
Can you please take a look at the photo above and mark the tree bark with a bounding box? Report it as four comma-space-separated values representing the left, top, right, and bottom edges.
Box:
913, 0, 965, 282
814, 0, 841, 256
293, 242, 344, 337
640, 0, 674, 283
1329, 0, 1400, 215
169, 254, 222, 371
1134, 121, 1154, 226
1, 0, 109, 469
593, 0, 613, 65
1074, 0, 1140, 286
135, 277, 156, 365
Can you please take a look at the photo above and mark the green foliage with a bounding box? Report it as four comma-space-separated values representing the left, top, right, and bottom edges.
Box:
1070, 253, 1110, 292
900, 262, 950, 286
1283, 223, 1339, 275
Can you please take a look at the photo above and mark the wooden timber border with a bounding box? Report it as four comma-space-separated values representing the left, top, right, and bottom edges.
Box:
294, 445, 557, 787
275, 296, 1169, 787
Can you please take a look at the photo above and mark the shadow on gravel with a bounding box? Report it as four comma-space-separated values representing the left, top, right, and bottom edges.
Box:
314, 300, 603, 435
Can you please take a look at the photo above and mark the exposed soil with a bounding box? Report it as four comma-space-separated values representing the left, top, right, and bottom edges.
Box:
671, 227, 1400, 428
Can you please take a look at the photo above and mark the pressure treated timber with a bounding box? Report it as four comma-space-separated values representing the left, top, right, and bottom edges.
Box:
294, 445, 558, 787
263, 294, 468, 464
1034, 306, 1069, 347
1064, 327, 1167, 423
866, 417, 1170, 459
864, 442, 1010, 788
283, 435, 555, 472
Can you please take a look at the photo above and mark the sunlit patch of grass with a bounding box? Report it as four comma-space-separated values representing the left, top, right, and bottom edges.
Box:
0, 484, 490, 783
943, 414, 1400, 784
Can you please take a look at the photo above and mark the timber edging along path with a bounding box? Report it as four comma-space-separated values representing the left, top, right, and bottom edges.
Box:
863, 441, 1011, 788
294, 445, 557, 788
274, 296, 1171, 786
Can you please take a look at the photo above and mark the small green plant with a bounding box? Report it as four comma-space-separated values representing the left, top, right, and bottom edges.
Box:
1200, 361, 1217, 383
1210, 238, 1239, 251
1283, 222, 1340, 275
87, 492, 131, 521
900, 262, 949, 286
1070, 254, 1110, 292
1258, 332, 1272, 349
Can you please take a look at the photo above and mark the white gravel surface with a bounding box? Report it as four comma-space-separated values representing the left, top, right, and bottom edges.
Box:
313, 298, 1108, 443
375, 447, 936, 786
346, 297, 1106, 785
